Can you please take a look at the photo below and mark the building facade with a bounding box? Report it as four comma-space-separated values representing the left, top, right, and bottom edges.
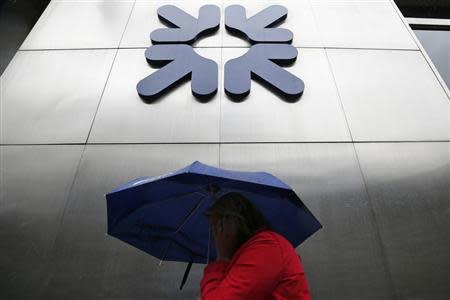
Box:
1, 0, 449, 299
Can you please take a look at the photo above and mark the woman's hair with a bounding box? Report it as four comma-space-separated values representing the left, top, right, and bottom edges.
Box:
205, 192, 268, 248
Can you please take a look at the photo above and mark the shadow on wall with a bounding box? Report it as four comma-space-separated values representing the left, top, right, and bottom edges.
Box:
0, 0, 50, 75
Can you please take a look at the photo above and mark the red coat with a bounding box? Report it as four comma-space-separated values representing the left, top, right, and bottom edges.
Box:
200, 229, 311, 300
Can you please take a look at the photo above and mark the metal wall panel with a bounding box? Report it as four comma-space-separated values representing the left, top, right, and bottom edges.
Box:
220, 143, 396, 299
327, 49, 450, 141
20, 0, 134, 50
355, 142, 450, 299
39, 144, 218, 299
0, 50, 116, 144
311, 0, 417, 50
88, 48, 221, 143
121, 0, 223, 48
220, 48, 351, 142
1, 0, 449, 299
0, 145, 84, 299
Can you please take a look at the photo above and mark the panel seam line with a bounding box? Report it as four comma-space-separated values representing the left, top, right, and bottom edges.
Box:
84, 0, 137, 143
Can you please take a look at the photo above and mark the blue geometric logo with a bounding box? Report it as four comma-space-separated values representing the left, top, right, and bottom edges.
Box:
137, 5, 304, 102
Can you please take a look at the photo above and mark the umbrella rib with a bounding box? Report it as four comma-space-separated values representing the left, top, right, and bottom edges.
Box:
139, 224, 208, 251
158, 191, 212, 263
139, 225, 200, 244
174, 193, 209, 234
126, 231, 206, 259
111, 187, 207, 230
164, 236, 205, 258
139, 192, 211, 262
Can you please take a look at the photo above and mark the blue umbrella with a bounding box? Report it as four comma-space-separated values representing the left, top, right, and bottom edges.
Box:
106, 161, 321, 289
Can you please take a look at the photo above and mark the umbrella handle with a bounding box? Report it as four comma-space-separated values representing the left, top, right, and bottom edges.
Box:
179, 187, 216, 290
179, 261, 193, 290
206, 226, 211, 264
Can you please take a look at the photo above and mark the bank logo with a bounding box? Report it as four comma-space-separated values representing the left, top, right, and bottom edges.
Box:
137, 5, 304, 102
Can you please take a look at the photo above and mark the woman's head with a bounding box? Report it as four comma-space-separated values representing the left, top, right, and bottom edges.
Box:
205, 192, 268, 249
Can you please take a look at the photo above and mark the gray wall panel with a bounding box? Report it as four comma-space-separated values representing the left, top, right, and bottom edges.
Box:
0, 50, 116, 144
20, 0, 134, 50
220, 48, 351, 142
88, 48, 221, 143
327, 49, 450, 141
311, 0, 417, 50
0, 145, 83, 299
355, 142, 450, 299
40, 144, 218, 299
220, 143, 395, 300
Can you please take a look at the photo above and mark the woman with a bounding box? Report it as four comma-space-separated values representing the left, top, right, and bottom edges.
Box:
200, 192, 311, 300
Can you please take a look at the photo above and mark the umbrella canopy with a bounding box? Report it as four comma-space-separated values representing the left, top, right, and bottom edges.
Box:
106, 161, 322, 265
